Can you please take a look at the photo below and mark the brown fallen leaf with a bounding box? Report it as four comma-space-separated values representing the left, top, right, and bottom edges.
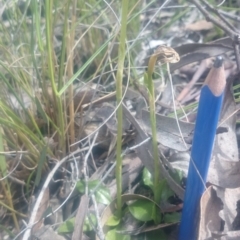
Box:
186, 19, 214, 31
199, 186, 240, 239
198, 186, 223, 240
207, 76, 240, 188
140, 109, 194, 151
171, 39, 233, 72
32, 187, 50, 234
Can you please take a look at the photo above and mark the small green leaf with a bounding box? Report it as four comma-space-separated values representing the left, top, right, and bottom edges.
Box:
152, 204, 161, 224
88, 180, 100, 188
34, 145, 47, 186
106, 215, 121, 226
105, 228, 130, 240
0, 128, 7, 176
58, 218, 75, 233
142, 167, 153, 191
170, 169, 183, 183
95, 186, 111, 205
83, 213, 97, 231
76, 180, 111, 205
156, 180, 174, 202
128, 199, 156, 222
163, 212, 181, 223
58, 214, 97, 233
76, 181, 85, 193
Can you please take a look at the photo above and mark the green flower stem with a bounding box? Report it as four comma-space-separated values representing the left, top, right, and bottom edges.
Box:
144, 54, 161, 205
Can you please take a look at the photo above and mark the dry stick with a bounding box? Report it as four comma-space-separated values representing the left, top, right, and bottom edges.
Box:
177, 59, 211, 103
219, 10, 240, 22
20, 152, 80, 240
91, 193, 105, 240
200, 0, 238, 32
233, 43, 240, 73
191, 0, 236, 39
192, 0, 240, 72
71, 195, 89, 240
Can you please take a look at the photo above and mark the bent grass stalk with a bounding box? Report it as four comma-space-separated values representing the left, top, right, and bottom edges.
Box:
45, 0, 65, 154
144, 55, 161, 206
0, 128, 19, 230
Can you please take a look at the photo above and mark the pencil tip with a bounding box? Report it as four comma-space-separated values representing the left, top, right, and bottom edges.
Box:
213, 56, 223, 68
204, 56, 226, 96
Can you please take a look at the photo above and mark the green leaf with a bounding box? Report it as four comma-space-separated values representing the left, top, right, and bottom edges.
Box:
155, 180, 174, 202
76, 181, 85, 193
58, 218, 75, 233
142, 167, 153, 191
106, 215, 121, 226
34, 145, 47, 186
95, 186, 111, 205
58, 214, 97, 233
0, 128, 7, 176
35, 97, 48, 123
163, 212, 181, 223
145, 229, 167, 240
128, 199, 156, 222
105, 228, 130, 240
83, 213, 97, 232
170, 169, 183, 183
76, 180, 111, 205
152, 204, 161, 224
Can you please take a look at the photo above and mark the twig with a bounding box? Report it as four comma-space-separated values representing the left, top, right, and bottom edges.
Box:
200, 0, 238, 32
83, 132, 99, 196
191, 0, 237, 39
192, 0, 240, 72
71, 195, 89, 240
20, 152, 80, 240
90, 194, 105, 240
219, 9, 240, 22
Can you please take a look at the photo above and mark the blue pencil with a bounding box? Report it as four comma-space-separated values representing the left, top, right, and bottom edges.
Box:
179, 56, 226, 240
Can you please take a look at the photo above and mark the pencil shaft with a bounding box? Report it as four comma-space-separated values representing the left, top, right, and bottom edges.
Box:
179, 86, 224, 240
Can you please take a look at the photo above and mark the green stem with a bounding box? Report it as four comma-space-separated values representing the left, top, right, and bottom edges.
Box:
45, 0, 65, 154
145, 55, 161, 205
115, 0, 129, 218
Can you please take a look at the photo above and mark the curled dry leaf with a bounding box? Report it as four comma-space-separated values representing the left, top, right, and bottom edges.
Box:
198, 186, 223, 240
199, 186, 240, 239
153, 45, 180, 65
